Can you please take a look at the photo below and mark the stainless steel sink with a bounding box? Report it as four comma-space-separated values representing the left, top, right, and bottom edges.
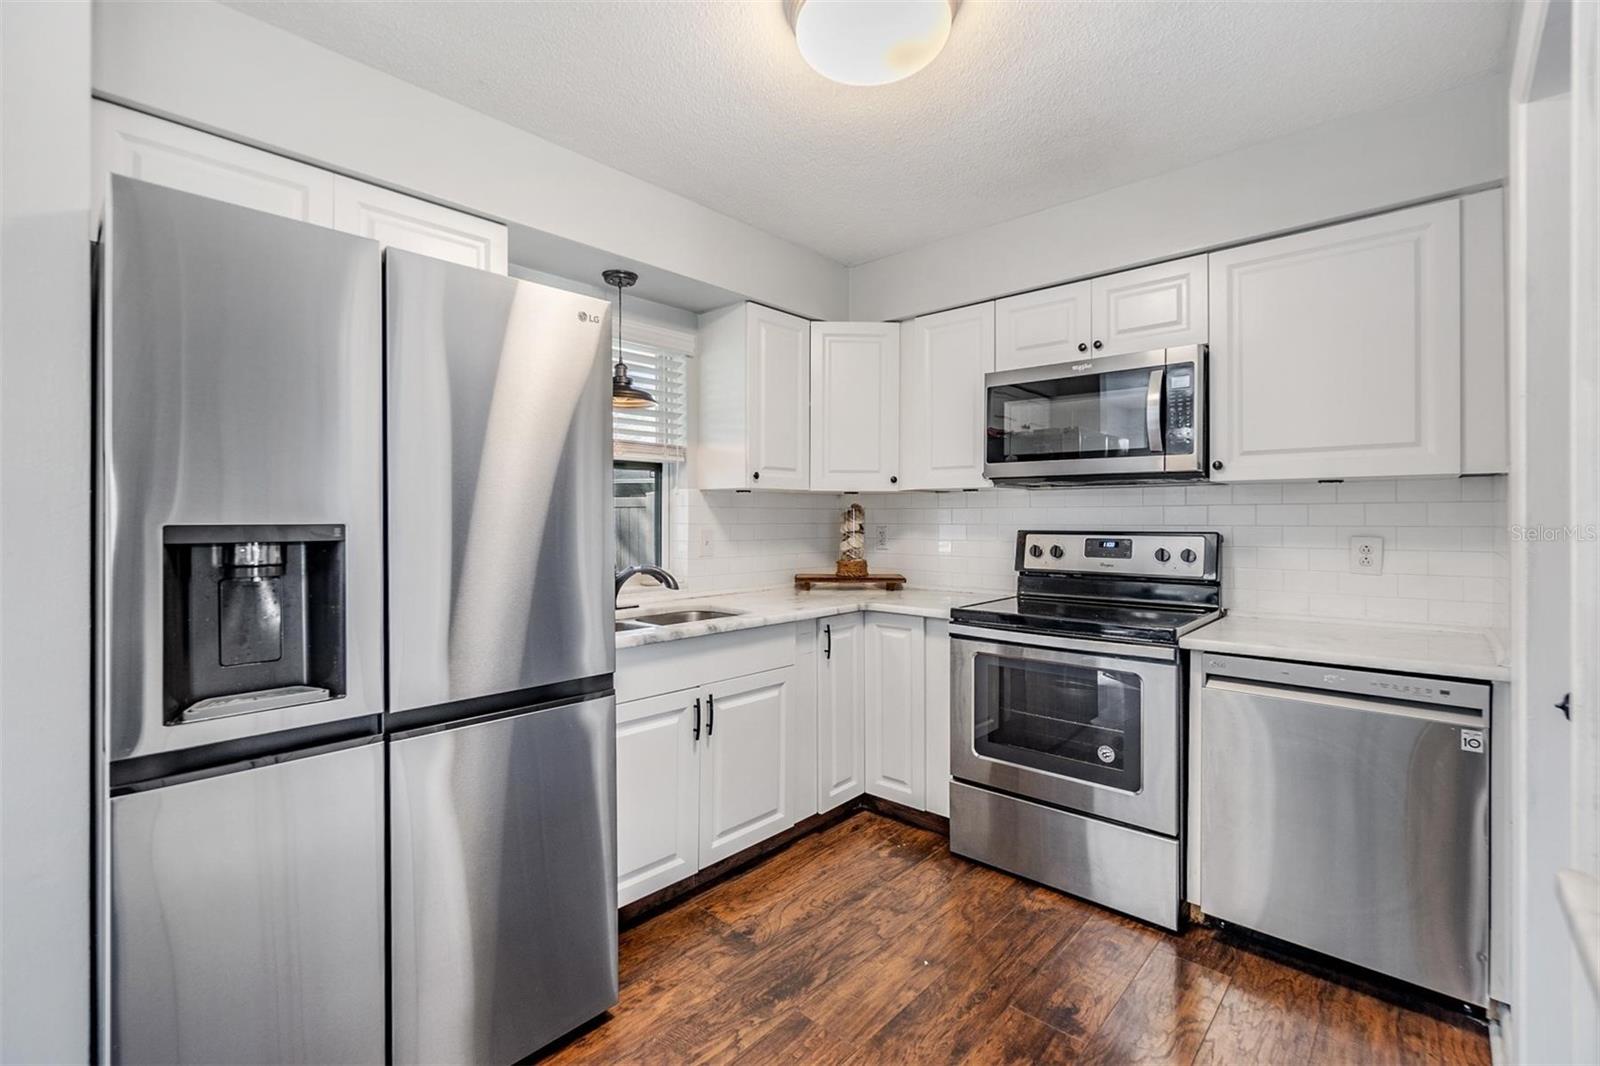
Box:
629, 609, 741, 626
614, 619, 656, 633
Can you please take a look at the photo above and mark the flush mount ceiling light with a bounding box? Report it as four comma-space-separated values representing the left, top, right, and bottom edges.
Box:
786, 0, 956, 87
604, 268, 654, 410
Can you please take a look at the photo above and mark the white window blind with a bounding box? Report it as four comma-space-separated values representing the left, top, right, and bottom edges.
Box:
613, 340, 688, 463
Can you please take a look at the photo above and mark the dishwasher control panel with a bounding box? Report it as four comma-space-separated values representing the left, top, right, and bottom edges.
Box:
1203, 654, 1491, 713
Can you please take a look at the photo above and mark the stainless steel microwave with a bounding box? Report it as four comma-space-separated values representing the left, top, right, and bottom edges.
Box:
983, 345, 1206, 484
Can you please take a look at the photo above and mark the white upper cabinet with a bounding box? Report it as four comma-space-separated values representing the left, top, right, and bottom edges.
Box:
698, 667, 795, 867
615, 688, 702, 906
810, 322, 901, 492
94, 102, 509, 275
332, 177, 508, 273
1089, 254, 1208, 355
93, 102, 333, 227
696, 303, 812, 490
901, 303, 995, 490
995, 280, 1092, 371
1208, 199, 1463, 482
863, 612, 926, 810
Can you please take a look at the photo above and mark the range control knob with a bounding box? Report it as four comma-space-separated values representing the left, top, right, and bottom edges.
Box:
1154, 548, 1171, 563
1049, 545, 1064, 559
1181, 548, 1198, 564
1028, 544, 1044, 559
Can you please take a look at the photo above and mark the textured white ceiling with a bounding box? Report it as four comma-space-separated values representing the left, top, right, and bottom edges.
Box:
223, 0, 1513, 266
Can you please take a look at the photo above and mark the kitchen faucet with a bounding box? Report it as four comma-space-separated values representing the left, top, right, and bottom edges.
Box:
615, 564, 679, 608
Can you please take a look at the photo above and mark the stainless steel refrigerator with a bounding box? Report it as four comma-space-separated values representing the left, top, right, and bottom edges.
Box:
97, 176, 387, 1063
383, 250, 619, 1064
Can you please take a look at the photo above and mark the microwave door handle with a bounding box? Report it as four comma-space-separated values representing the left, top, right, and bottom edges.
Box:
1146, 367, 1165, 454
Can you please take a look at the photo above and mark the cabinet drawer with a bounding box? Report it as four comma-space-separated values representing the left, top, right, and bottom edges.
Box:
617, 623, 796, 703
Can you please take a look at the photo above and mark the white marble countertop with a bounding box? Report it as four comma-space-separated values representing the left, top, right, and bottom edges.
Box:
614, 585, 999, 650
1179, 613, 1510, 681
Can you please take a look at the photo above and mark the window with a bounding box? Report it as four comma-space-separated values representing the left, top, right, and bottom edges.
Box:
612, 341, 687, 463
611, 335, 688, 570
613, 462, 663, 570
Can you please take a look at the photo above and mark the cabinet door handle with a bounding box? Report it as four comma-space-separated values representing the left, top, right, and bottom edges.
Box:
1211, 460, 1224, 471
692, 697, 702, 741
1077, 342, 1088, 352
824, 623, 831, 660
1092, 339, 1103, 350
706, 693, 715, 736
752, 471, 760, 481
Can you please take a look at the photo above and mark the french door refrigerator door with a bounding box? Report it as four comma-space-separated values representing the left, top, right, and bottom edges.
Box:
108, 741, 386, 1065
389, 694, 618, 1064
384, 250, 614, 713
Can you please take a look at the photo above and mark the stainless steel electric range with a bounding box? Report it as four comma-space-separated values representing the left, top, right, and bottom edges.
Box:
948, 530, 1224, 929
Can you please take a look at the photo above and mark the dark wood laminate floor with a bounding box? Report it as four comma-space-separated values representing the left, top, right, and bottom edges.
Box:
544, 812, 1490, 1065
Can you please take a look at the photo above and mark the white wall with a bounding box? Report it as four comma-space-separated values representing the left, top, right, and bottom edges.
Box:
91, 0, 850, 321
0, 2, 92, 1062
849, 74, 1509, 321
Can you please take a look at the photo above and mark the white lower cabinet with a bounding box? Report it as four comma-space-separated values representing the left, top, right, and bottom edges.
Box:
923, 620, 954, 818
615, 627, 806, 907
615, 687, 702, 905
816, 614, 867, 812
699, 667, 795, 865
864, 612, 926, 808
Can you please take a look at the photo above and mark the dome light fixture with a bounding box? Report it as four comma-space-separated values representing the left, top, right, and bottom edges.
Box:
786, 0, 956, 87
604, 268, 655, 410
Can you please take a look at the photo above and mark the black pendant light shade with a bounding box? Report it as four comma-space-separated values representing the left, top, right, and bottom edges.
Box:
605, 268, 654, 409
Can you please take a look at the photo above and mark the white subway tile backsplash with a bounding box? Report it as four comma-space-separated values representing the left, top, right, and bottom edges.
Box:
671, 477, 1507, 631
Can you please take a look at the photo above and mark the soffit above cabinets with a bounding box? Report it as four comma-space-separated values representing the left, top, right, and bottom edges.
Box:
222, 1, 1513, 266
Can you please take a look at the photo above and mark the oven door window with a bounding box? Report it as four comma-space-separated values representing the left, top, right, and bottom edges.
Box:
972, 652, 1143, 792
988, 368, 1158, 463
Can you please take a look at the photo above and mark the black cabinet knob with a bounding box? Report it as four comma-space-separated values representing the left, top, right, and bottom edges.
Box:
1092, 340, 1103, 350
889, 475, 898, 484
752, 471, 760, 480
1181, 548, 1198, 563
1077, 342, 1088, 352
1211, 460, 1223, 471
1154, 548, 1171, 562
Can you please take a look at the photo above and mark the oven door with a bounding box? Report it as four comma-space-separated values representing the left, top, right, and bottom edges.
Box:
984, 348, 1176, 480
950, 626, 1180, 836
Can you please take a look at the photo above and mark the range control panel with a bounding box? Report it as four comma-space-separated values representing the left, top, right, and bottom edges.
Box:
1017, 531, 1221, 581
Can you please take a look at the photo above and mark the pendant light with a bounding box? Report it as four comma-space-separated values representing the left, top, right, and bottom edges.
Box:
605, 268, 654, 409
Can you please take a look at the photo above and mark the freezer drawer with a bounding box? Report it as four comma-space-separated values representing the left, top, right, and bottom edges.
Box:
390, 693, 618, 1064
1199, 668, 1489, 1005
108, 740, 385, 1065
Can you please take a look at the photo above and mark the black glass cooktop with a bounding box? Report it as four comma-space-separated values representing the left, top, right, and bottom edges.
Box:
952, 594, 1223, 646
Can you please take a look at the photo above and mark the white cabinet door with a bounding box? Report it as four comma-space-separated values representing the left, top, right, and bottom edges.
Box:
810, 322, 901, 491
331, 177, 508, 273
901, 304, 994, 490
746, 305, 812, 489
923, 620, 953, 818
1089, 255, 1208, 356
1208, 200, 1462, 481
699, 667, 795, 866
864, 613, 926, 809
995, 281, 1092, 371
93, 101, 333, 227
816, 615, 866, 812
616, 688, 701, 906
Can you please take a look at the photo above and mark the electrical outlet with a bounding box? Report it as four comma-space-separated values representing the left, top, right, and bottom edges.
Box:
698, 528, 715, 559
1349, 535, 1384, 574
874, 524, 888, 550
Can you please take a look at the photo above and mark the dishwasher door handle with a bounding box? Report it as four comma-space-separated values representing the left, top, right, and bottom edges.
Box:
1202, 677, 1486, 729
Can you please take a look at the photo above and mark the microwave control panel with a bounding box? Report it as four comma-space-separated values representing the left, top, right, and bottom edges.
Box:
1165, 363, 1197, 454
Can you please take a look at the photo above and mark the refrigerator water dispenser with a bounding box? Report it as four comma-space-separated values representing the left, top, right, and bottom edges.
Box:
163, 524, 347, 724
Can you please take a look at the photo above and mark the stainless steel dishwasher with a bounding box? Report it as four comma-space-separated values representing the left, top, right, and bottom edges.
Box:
1197, 654, 1490, 1006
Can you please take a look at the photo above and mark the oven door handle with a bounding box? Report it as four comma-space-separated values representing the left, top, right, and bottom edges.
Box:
949, 624, 1177, 663
1146, 367, 1165, 454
